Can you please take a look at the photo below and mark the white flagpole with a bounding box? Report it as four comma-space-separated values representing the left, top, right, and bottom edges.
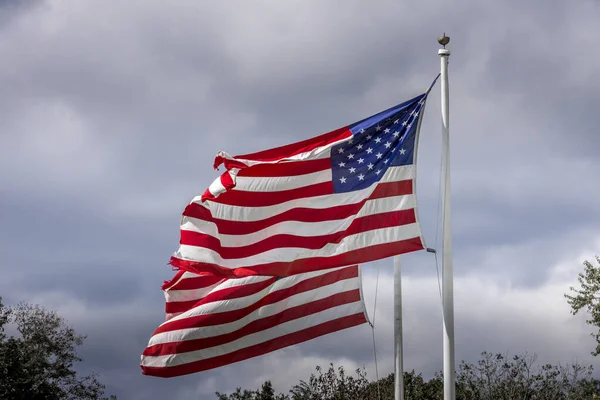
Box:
438, 34, 455, 400
393, 256, 404, 400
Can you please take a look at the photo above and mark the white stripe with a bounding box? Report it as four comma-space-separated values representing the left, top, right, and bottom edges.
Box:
181, 194, 416, 247
162, 271, 193, 292
207, 175, 227, 198
162, 267, 349, 325
173, 223, 422, 268
150, 277, 360, 346
141, 301, 365, 368
188, 165, 414, 223
185, 274, 272, 292
174, 271, 198, 281
167, 275, 271, 304
165, 281, 224, 303
233, 168, 332, 192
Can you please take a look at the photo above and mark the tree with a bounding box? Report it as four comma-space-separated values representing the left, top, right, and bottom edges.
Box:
456, 352, 600, 400
216, 381, 288, 400
362, 370, 443, 400
565, 256, 600, 355
289, 364, 370, 400
217, 353, 600, 400
0, 297, 116, 400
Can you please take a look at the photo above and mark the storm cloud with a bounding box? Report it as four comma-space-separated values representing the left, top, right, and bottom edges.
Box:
1, 0, 599, 398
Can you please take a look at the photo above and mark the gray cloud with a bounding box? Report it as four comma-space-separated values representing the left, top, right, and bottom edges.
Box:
1, 0, 599, 398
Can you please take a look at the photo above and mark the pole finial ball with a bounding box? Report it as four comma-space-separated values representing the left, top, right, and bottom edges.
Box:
438, 33, 450, 47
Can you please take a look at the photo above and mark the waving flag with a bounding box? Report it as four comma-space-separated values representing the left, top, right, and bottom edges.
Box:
171, 88, 434, 277
141, 265, 367, 378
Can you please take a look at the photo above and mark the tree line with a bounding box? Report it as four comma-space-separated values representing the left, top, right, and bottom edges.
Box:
216, 354, 600, 400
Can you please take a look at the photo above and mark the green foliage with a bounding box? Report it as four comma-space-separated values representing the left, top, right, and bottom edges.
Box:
289, 364, 370, 399
456, 352, 599, 400
565, 256, 600, 355
216, 353, 600, 400
362, 370, 443, 400
216, 381, 287, 400
0, 297, 116, 400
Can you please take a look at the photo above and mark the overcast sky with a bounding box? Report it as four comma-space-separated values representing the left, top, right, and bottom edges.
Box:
1, 0, 599, 398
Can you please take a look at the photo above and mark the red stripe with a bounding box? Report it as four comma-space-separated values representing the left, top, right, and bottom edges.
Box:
200, 188, 214, 202
155, 267, 357, 334
209, 181, 334, 207
370, 180, 413, 199
164, 276, 226, 315
201, 277, 276, 303
220, 158, 247, 171
145, 289, 360, 357
165, 277, 275, 314
140, 313, 366, 377
236, 158, 331, 178
170, 237, 424, 278
233, 127, 352, 163
180, 209, 416, 259
165, 299, 204, 314
162, 271, 186, 291
183, 180, 413, 235
221, 171, 235, 189
163, 274, 224, 291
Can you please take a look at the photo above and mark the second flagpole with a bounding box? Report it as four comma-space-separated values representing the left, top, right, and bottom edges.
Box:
394, 256, 404, 400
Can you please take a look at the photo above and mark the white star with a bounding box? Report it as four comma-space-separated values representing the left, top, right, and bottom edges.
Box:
338, 148, 344, 153
338, 161, 346, 167
384, 128, 390, 133
366, 134, 372, 140
357, 158, 364, 164
358, 173, 365, 181
399, 148, 406, 155
410, 110, 416, 116
402, 121, 408, 127
366, 147, 373, 154
407, 123, 413, 130
357, 144, 363, 150
393, 131, 400, 137
414, 111, 419, 117
384, 158, 389, 164
384, 142, 391, 148
367, 163, 374, 170
340, 177, 346, 183
348, 138, 353, 144
360, 129, 366, 134
375, 137, 382, 143
376, 152, 383, 159
375, 169, 382, 175
349, 167, 356, 173
348, 153, 354, 159
375, 125, 382, 131
394, 119, 400, 124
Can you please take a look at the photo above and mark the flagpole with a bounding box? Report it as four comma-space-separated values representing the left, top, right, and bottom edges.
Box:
438, 34, 455, 400
393, 256, 404, 400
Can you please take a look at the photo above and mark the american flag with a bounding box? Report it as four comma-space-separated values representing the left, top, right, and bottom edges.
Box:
170, 91, 431, 277
140, 265, 367, 377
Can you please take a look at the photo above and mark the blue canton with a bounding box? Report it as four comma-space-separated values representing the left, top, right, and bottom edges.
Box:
331, 94, 427, 193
